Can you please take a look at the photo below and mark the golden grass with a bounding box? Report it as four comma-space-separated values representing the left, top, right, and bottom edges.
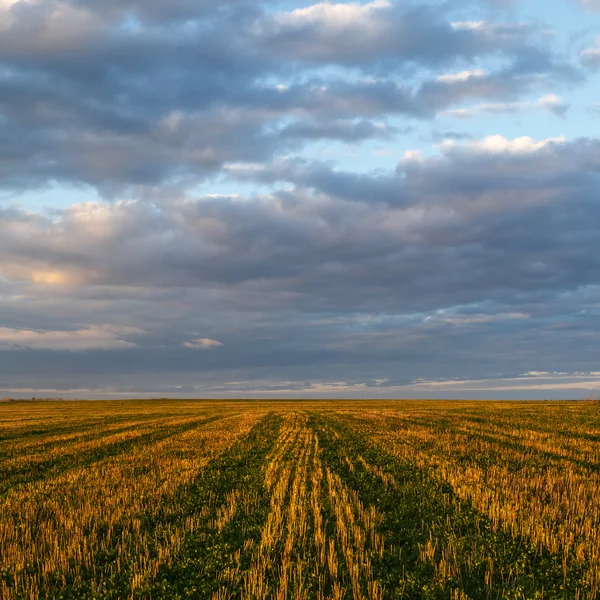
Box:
0, 409, 263, 599
339, 402, 600, 598
1, 399, 599, 599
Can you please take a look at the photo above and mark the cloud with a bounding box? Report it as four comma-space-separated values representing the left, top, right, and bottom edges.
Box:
183, 337, 225, 349
443, 101, 527, 118
2, 134, 600, 322
536, 93, 570, 116
437, 69, 487, 84
0, 325, 144, 351
0, 0, 105, 55
271, 0, 391, 31
0, 0, 595, 397
279, 119, 396, 142
409, 372, 600, 393
2, 64, 577, 194
5, 370, 599, 399
256, 3, 543, 66
424, 312, 530, 326
578, 0, 600, 12
443, 94, 570, 119
582, 38, 600, 68
0, 0, 580, 194
462, 134, 566, 153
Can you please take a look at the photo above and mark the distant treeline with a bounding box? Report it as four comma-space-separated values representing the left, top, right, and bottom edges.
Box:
0, 397, 65, 402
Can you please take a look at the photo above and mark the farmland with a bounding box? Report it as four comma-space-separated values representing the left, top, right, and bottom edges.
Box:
1, 400, 599, 599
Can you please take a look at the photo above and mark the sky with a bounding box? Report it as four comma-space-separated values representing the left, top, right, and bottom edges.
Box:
1, 0, 600, 400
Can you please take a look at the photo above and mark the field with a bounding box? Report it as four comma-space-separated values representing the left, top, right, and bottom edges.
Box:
1, 400, 600, 599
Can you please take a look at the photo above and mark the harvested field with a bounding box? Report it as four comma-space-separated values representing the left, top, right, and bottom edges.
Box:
1, 399, 599, 599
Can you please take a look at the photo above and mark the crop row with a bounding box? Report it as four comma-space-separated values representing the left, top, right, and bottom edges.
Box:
0, 401, 599, 599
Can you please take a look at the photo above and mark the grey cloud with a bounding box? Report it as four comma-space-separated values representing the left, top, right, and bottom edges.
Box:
0, 103, 282, 192
272, 63, 576, 120
420, 63, 578, 115
0, 0, 581, 194
70, 0, 264, 22
279, 119, 398, 142
3, 293, 600, 399
252, 2, 541, 68
3, 69, 566, 193
228, 158, 406, 205
259, 79, 422, 119
430, 130, 473, 141
2, 136, 600, 311
231, 135, 600, 210
0, 0, 596, 396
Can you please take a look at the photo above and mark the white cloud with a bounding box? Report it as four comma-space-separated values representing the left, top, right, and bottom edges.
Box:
426, 312, 529, 326
183, 337, 225, 349
468, 134, 566, 153
274, 0, 390, 31
451, 20, 485, 31
224, 162, 266, 176
0, 325, 144, 351
443, 101, 526, 119
437, 70, 486, 84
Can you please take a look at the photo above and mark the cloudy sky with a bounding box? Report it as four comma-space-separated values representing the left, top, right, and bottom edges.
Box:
1, 0, 600, 399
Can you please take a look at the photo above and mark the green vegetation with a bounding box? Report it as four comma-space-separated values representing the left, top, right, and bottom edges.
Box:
0, 400, 599, 599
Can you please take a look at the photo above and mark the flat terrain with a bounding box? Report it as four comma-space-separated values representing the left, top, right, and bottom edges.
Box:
1, 400, 599, 599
